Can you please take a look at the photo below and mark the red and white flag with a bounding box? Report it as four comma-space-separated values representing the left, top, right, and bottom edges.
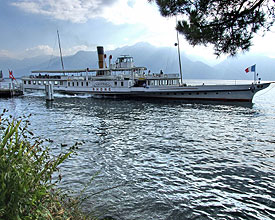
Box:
9, 70, 16, 80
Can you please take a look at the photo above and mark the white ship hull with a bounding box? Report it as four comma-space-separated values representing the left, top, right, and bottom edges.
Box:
22, 78, 270, 102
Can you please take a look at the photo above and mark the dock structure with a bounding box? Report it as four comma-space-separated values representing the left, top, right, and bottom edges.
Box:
0, 88, 23, 98
0, 81, 23, 98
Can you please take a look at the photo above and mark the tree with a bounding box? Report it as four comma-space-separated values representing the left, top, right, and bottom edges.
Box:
149, 0, 275, 56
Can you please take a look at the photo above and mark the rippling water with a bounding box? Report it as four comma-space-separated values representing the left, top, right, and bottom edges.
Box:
1, 83, 275, 220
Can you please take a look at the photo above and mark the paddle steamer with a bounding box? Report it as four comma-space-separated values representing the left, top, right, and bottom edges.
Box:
21, 46, 271, 102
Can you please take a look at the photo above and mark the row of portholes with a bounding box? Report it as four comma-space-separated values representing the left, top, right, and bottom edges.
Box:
24, 80, 60, 85
68, 81, 88, 87
92, 88, 111, 92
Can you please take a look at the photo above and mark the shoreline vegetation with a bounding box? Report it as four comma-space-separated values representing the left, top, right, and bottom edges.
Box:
0, 110, 114, 220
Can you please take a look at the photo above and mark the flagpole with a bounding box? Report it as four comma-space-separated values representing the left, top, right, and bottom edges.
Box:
57, 30, 65, 71
254, 64, 256, 84
175, 17, 183, 85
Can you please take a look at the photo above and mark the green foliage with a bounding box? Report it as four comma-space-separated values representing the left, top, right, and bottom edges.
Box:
0, 110, 72, 219
149, 0, 275, 56
0, 110, 117, 220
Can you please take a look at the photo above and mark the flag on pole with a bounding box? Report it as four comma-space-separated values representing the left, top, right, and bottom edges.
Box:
245, 64, 256, 73
9, 70, 16, 80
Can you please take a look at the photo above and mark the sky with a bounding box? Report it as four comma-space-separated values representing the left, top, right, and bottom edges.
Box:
1, 0, 275, 66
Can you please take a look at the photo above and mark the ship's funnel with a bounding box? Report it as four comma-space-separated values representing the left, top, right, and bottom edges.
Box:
97, 46, 104, 69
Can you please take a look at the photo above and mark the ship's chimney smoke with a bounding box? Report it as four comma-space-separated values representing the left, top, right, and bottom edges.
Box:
97, 46, 104, 69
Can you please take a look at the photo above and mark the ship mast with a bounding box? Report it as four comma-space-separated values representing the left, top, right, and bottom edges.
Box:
57, 30, 65, 71
175, 17, 183, 85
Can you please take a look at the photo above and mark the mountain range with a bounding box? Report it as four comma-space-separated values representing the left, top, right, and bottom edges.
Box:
1, 42, 274, 80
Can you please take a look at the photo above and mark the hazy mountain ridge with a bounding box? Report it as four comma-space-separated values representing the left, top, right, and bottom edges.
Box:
214, 55, 275, 80
1, 42, 274, 80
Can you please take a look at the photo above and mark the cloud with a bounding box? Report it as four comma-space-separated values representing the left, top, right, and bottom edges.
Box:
11, 0, 117, 23
21, 45, 54, 58
11, 0, 271, 62
19, 44, 94, 59
0, 45, 53, 59
10, 0, 179, 47
11, 0, 174, 31
0, 50, 16, 58
10, 0, 182, 48
62, 45, 93, 55
101, 0, 177, 45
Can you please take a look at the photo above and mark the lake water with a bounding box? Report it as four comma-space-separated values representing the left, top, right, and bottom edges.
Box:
1, 81, 275, 220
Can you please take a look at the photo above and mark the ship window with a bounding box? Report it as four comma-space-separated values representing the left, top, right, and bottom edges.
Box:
28, 81, 31, 84
114, 82, 117, 86
38, 81, 41, 85
43, 81, 47, 85
33, 81, 36, 85
121, 82, 124, 87
216, 92, 219, 94
81, 82, 84, 86
174, 93, 177, 95
86, 82, 88, 86
189, 93, 192, 95
196, 92, 199, 95
68, 82, 70, 86
60, 81, 63, 86
204, 92, 207, 95
77, 82, 79, 86
167, 93, 170, 95
24, 81, 26, 84
72, 82, 74, 86
55, 81, 58, 85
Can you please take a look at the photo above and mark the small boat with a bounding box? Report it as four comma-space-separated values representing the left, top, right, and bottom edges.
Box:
21, 46, 271, 103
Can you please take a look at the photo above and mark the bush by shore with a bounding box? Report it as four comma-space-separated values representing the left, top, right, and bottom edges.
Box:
0, 110, 98, 219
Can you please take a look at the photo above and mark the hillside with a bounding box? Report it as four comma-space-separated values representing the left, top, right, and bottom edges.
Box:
1, 42, 274, 80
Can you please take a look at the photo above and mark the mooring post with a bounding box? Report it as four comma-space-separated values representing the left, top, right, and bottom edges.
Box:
45, 83, 54, 101
9, 81, 14, 96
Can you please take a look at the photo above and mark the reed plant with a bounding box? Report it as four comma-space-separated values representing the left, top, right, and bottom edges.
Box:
0, 110, 92, 219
